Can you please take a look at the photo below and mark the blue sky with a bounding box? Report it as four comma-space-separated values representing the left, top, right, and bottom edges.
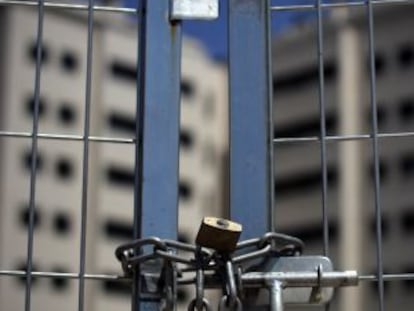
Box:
122, 1, 316, 59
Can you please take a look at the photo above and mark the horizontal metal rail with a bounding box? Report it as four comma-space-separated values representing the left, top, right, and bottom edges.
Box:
0, 131, 134, 144
0, 0, 137, 14
0, 270, 129, 281
273, 131, 414, 144
1, 270, 413, 283
2, 0, 413, 14
271, 0, 414, 12
3, 130, 414, 145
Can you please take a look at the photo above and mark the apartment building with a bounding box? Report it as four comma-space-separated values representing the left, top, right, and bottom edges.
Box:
0, 5, 227, 311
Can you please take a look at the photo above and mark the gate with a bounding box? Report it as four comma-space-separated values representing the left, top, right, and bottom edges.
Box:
0, 0, 414, 311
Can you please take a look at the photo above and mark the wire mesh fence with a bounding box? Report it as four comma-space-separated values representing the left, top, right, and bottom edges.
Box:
271, 1, 414, 310
0, 0, 414, 311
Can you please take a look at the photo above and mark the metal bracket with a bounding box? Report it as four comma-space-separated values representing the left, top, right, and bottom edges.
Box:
139, 260, 164, 301
242, 256, 358, 310
265, 256, 335, 305
170, 0, 219, 20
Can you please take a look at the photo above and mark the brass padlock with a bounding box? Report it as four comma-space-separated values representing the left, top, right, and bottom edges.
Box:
196, 217, 242, 253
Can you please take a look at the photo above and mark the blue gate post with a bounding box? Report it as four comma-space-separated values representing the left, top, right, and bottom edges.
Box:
228, 0, 273, 240
132, 1, 182, 310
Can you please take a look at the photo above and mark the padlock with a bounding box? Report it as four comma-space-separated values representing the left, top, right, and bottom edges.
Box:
196, 217, 242, 253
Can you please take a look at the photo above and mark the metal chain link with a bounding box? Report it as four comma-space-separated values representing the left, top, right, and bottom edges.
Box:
115, 232, 304, 276
115, 232, 304, 309
218, 295, 243, 311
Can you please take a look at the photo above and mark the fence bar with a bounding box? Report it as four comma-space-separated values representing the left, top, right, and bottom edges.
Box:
0, 131, 134, 143
366, 1, 385, 310
273, 132, 414, 144
133, 1, 182, 310
4, 269, 414, 282
24, 1, 44, 310
77, 1, 94, 311
316, 0, 330, 258
4, 130, 414, 144
228, 0, 273, 239
0, 0, 137, 14
270, 0, 414, 12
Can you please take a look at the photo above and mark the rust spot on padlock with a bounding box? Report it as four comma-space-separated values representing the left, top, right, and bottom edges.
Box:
196, 217, 242, 253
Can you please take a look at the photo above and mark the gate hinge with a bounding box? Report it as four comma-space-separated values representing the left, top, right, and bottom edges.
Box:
170, 0, 219, 20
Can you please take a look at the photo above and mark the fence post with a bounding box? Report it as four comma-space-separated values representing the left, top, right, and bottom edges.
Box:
228, 0, 273, 239
132, 1, 182, 310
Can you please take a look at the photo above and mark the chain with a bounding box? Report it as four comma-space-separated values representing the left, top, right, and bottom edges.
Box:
115, 232, 304, 310
115, 232, 304, 276
187, 246, 212, 311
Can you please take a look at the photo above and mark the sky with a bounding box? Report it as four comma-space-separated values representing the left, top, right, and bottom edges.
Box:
122, 0, 316, 60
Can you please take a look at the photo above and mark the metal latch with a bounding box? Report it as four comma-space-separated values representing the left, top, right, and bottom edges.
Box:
242, 256, 359, 310
170, 0, 219, 20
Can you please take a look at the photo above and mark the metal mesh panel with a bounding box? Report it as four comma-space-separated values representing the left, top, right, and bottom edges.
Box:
270, 1, 414, 310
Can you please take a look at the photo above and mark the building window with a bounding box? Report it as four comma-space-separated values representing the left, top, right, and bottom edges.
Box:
179, 181, 192, 201
58, 103, 77, 125
50, 267, 70, 291
19, 205, 41, 229
181, 79, 195, 98
401, 210, 414, 233
274, 167, 338, 197
110, 60, 137, 82
367, 53, 386, 76
104, 220, 133, 240
273, 61, 337, 92
106, 165, 135, 187
108, 111, 136, 134
398, 97, 414, 122
280, 222, 338, 245
23, 150, 44, 172
401, 266, 414, 290
180, 129, 194, 149
53, 212, 71, 235
15, 262, 40, 285
55, 158, 74, 180
274, 114, 337, 138
28, 41, 49, 64
399, 153, 414, 178
369, 215, 389, 238
25, 96, 46, 118
368, 161, 388, 182
61, 51, 79, 72
366, 105, 387, 128
398, 44, 413, 68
